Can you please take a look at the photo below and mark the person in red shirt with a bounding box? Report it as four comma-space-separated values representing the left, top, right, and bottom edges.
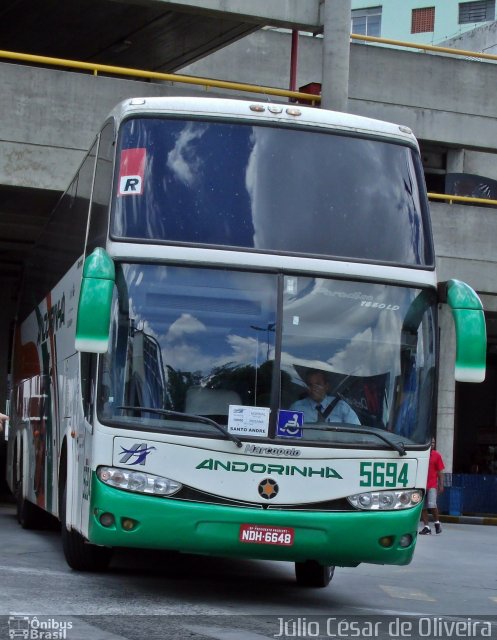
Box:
419, 437, 445, 535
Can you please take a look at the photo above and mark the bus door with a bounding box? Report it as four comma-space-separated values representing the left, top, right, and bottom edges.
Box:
62, 354, 91, 533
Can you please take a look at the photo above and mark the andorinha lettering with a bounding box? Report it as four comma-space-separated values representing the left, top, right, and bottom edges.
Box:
37, 294, 65, 344
196, 458, 343, 478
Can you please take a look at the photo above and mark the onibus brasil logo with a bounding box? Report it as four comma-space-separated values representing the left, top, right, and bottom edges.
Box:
8, 615, 73, 639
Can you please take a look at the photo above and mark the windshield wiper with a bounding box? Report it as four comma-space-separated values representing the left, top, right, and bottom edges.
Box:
314, 424, 407, 456
117, 406, 243, 448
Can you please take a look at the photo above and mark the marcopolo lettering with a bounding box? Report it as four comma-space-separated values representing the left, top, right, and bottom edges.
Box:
196, 458, 343, 478
244, 444, 301, 457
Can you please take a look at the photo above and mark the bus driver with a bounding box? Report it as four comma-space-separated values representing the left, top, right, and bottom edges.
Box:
290, 370, 361, 425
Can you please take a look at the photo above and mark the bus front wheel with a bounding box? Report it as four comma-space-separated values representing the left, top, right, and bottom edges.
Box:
295, 561, 335, 588
60, 487, 112, 572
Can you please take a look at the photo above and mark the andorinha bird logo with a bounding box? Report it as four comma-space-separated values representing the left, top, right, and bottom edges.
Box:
258, 478, 279, 500
119, 443, 156, 465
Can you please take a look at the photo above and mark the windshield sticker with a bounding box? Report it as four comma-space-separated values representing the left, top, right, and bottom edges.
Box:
285, 278, 297, 294
277, 410, 304, 438
118, 147, 146, 196
228, 405, 270, 438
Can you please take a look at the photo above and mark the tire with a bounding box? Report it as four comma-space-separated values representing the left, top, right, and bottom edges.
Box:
60, 486, 112, 572
15, 451, 44, 530
295, 561, 335, 588
17, 488, 43, 529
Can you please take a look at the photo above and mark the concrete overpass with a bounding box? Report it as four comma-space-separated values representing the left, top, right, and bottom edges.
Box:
0, 1, 322, 71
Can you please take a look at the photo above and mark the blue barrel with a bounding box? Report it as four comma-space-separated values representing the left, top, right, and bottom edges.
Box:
448, 486, 463, 516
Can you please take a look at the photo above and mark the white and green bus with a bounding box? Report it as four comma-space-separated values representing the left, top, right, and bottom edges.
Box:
6, 97, 486, 587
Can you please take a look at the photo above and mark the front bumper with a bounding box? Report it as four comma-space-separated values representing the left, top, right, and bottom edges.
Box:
88, 474, 421, 567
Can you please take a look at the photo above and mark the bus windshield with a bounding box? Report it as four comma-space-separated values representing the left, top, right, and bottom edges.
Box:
97, 263, 437, 447
111, 117, 433, 267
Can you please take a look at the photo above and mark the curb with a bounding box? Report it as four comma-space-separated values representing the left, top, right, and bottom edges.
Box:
440, 514, 497, 526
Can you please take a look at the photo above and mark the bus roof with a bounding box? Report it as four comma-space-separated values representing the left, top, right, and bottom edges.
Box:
109, 96, 419, 147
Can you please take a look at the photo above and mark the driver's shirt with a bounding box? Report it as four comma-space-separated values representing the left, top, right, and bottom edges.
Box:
290, 395, 361, 425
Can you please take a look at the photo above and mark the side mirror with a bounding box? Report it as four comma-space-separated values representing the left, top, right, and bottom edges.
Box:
445, 279, 486, 383
75, 248, 115, 353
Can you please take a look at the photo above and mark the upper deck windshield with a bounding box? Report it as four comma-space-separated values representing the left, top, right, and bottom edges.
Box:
111, 117, 433, 267
97, 264, 437, 448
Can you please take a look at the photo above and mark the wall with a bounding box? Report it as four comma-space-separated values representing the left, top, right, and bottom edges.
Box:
431, 201, 497, 293
180, 30, 497, 152
0, 63, 206, 192
3, 31, 497, 193
442, 18, 497, 53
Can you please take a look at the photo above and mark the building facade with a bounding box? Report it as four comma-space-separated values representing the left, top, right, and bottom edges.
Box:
351, 0, 496, 44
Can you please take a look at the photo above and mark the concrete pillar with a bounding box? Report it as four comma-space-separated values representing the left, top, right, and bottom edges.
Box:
446, 149, 465, 173
321, 0, 351, 112
436, 304, 456, 472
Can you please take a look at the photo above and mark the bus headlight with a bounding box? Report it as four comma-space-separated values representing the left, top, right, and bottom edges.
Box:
97, 466, 182, 497
347, 489, 423, 510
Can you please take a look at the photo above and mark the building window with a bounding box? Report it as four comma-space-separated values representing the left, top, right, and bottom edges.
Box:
459, 0, 495, 23
351, 6, 382, 37
411, 7, 435, 33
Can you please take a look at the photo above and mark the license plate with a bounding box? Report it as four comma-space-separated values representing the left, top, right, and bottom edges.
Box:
239, 524, 294, 546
